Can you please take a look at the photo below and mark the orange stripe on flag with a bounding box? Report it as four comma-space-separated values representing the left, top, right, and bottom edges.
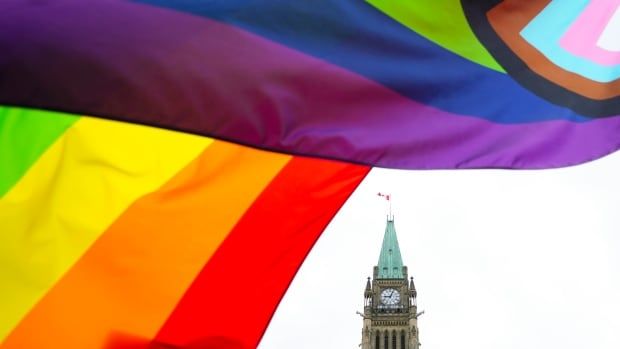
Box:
1, 141, 290, 349
150, 157, 370, 349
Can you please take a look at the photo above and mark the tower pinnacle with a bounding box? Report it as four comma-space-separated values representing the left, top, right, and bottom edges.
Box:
377, 218, 404, 279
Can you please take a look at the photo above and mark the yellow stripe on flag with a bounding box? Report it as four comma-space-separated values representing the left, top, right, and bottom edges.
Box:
1, 140, 292, 348
0, 117, 211, 341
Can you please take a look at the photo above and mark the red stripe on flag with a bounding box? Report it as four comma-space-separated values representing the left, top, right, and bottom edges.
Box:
148, 157, 369, 349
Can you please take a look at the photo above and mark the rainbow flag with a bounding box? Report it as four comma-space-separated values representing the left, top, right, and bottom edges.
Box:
1, 1, 620, 348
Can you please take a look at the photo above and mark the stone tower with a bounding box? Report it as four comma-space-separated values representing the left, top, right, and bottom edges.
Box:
361, 218, 420, 349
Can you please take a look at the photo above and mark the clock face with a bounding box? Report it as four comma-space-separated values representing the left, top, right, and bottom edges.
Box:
380, 288, 401, 305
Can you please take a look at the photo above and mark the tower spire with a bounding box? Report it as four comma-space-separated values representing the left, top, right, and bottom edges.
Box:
377, 217, 404, 279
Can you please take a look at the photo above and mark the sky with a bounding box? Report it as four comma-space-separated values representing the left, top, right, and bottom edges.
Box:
258, 151, 620, 349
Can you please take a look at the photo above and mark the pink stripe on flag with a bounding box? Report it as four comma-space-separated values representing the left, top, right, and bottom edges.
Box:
560, 0, 620, 66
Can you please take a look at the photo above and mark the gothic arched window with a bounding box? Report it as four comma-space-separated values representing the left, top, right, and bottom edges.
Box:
401, 330, 406, 349
384, 330, 388, 349
392, 330, 397, 349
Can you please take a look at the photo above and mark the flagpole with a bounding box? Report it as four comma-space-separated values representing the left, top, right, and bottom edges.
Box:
377, 192, 392, 220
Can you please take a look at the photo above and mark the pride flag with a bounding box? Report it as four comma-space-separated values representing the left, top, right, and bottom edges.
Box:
1, 1, 620, 348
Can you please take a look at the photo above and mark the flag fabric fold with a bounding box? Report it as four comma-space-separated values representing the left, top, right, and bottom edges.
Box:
2, 0, 620, 169
2, 1, 620, 348
0, 107, 369, 348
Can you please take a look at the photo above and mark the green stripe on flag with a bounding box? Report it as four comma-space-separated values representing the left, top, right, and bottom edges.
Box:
367, 0, 505, 72
0, 106, 79, 197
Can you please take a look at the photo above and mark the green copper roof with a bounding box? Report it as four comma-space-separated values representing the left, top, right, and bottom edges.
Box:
377, 219, 404, 279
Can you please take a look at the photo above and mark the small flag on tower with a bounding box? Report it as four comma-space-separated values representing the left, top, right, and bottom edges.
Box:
377, 192, 393, 218
377, 192, 391, 201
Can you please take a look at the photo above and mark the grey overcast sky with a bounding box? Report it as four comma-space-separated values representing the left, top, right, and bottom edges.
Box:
258, 150, 620, 349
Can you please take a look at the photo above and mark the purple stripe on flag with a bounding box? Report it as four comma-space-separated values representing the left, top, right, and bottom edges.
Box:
1, 0, 619, 169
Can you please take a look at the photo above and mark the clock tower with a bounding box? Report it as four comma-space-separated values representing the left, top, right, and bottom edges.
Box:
360, 218, 420, 349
